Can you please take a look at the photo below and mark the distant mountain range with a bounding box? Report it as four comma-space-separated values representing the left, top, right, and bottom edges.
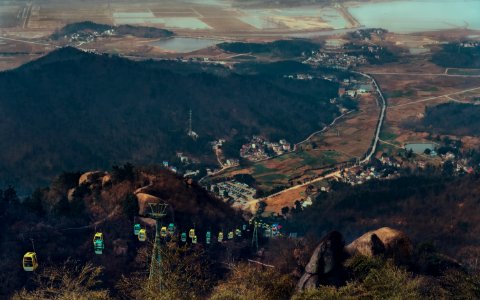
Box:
0, 47, 339, 191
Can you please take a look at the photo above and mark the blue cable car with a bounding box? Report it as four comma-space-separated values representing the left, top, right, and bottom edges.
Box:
134, 224, 141, 235
168, 223, 175, 235
181, 232, 187, 242
93, 233, 104, 255
206, 231, 211, 244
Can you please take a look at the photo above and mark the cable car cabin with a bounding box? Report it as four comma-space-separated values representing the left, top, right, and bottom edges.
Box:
235, 229, 241, 237
189, 229, 195, 238
161, 227, 167, 238
23, 252, 38, 271
228, 232, 234, 239
242, 224, 247, 231
168, 223, 175, 235
94, 240, 104, 254
181, 232, 187, 242
134, 224, 141, 235
218, 232, 224, 242
206, 231, 211, 244
93, 233, 104, 254
192, 236, 197, 244
138, 229, 147, 242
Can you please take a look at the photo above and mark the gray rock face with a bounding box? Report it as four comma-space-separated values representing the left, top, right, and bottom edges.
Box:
296, 231, 345, 291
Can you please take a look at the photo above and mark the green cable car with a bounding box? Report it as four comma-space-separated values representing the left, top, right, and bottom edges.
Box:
192, 236, 197, 244
134, 224, 141, 235
206, 231, 211, 244
168, 223, 175, 235
181, 232, 187, 242
93, 232, 104, 255
228, 231, 234, 240
218, 232, 224, 242
235, 229, 242, 237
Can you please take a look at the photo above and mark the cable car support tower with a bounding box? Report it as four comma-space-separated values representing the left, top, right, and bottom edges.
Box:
146, 202, 169, 288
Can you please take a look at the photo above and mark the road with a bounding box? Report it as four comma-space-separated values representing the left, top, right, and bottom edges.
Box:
294, 110, 355, 151
368, 72, 480, 78
352, 72, 387, 164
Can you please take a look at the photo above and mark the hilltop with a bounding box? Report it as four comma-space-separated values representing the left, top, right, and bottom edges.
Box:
50, 21, 174, 40
0, 165, 243, 297
0, 47, 339, 192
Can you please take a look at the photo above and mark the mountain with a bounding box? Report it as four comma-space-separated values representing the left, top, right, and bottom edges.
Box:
0, 47, 340, 192
0, 165, 243, 297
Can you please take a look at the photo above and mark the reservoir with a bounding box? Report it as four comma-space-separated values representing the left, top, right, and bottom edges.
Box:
349, 0, 480, 33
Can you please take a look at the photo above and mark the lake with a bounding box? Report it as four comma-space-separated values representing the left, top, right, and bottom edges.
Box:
349, 0, 480, 33
151, 37, 221, 53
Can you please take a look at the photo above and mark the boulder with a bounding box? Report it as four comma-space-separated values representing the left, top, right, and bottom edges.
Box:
345, 227, 413, 264
79, 171, 106, 186
136, 192, 162, 215
296, 231, 346, 291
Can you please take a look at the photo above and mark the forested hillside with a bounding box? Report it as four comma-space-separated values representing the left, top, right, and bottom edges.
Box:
286, 175, 480, 267
0, 47, 339, 191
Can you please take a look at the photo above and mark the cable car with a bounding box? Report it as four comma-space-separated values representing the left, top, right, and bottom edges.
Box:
242, 224, 247, 231
218, 232, 224, 242
23, 252, 38, 271
189, 229, 195, 238
181, 232, 187, 242
134, 224, 141, 235
192, 236, 197, 244
138, 229, 147, 242
168, 223, 175, 235
206, 231, 211, 244
93, 233, 104, 255
160, 226, 167, 238
228, 231, 234, 239
235, 229, 242, 237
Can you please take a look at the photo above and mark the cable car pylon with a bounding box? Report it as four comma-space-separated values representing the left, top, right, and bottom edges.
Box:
146, 202, 168, 288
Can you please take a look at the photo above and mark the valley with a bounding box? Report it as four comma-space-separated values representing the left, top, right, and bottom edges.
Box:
1, 1, 480, 298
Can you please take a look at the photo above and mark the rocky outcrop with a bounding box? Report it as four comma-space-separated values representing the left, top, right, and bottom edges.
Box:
79, 171, 107, 186
297, 227, 414, 292
345, 227, 413, 265
136, 192, 162, 215
296, 231, 347, 291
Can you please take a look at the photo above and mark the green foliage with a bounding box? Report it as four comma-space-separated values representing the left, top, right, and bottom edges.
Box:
111, 163, 135, 183
13, 261, 110, 300
294, 259, 423, 300
117, 243, 216, 300
432, 42, 480, 68
51, 21, 174, 40
422, 103, 480, 136
218, 40, 320, 58
122, 193, 139, 220
439, 269, 480, 300
210, 263, 295, 300
0, 48, 339, 192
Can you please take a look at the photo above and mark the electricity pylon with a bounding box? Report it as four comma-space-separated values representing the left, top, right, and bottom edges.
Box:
147, 202, 168, 287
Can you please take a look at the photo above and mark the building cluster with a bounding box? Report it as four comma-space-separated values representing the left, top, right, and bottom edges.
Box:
338, 77, 374, 98
209, 180, 256, 207
283, 73, 313, 80
304, 52, 368, 68
65, 29, 114, 44
240, 136, 292, 161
